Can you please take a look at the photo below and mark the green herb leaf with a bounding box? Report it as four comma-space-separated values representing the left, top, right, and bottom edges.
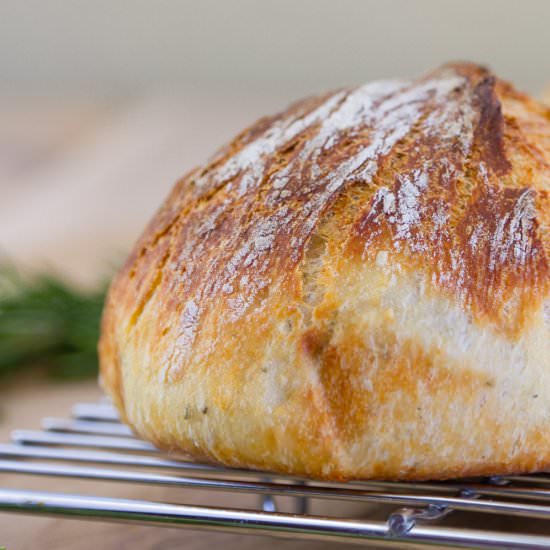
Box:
0, 267, 108, 380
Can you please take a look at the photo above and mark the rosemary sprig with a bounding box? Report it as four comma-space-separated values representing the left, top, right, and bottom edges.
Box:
0, 268, 108, 380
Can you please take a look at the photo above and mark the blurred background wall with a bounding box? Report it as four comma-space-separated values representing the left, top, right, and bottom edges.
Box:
2, 0, 550, 97
1, 0, 549, 285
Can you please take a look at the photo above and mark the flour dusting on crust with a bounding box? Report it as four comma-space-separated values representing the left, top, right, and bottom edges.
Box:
119, 63, 548, 378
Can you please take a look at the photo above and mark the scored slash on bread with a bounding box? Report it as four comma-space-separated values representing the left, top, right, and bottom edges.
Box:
100, 63, 549, 481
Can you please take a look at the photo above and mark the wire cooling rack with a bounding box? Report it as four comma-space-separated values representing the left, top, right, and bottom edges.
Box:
3, 400, 550, 548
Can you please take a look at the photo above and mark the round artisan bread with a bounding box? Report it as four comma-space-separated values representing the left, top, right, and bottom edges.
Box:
99, 63, 550, 480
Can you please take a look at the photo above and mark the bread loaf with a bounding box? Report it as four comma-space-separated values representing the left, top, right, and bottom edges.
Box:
99, 63, 549, 480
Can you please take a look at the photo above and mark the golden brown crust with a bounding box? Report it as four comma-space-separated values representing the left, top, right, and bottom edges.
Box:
100, 63, 550, 480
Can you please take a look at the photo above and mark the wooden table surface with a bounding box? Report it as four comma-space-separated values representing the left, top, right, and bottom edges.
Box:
0, 96, 372, 549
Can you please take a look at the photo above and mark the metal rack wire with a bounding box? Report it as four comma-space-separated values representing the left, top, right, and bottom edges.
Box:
2, 399, 550, 548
